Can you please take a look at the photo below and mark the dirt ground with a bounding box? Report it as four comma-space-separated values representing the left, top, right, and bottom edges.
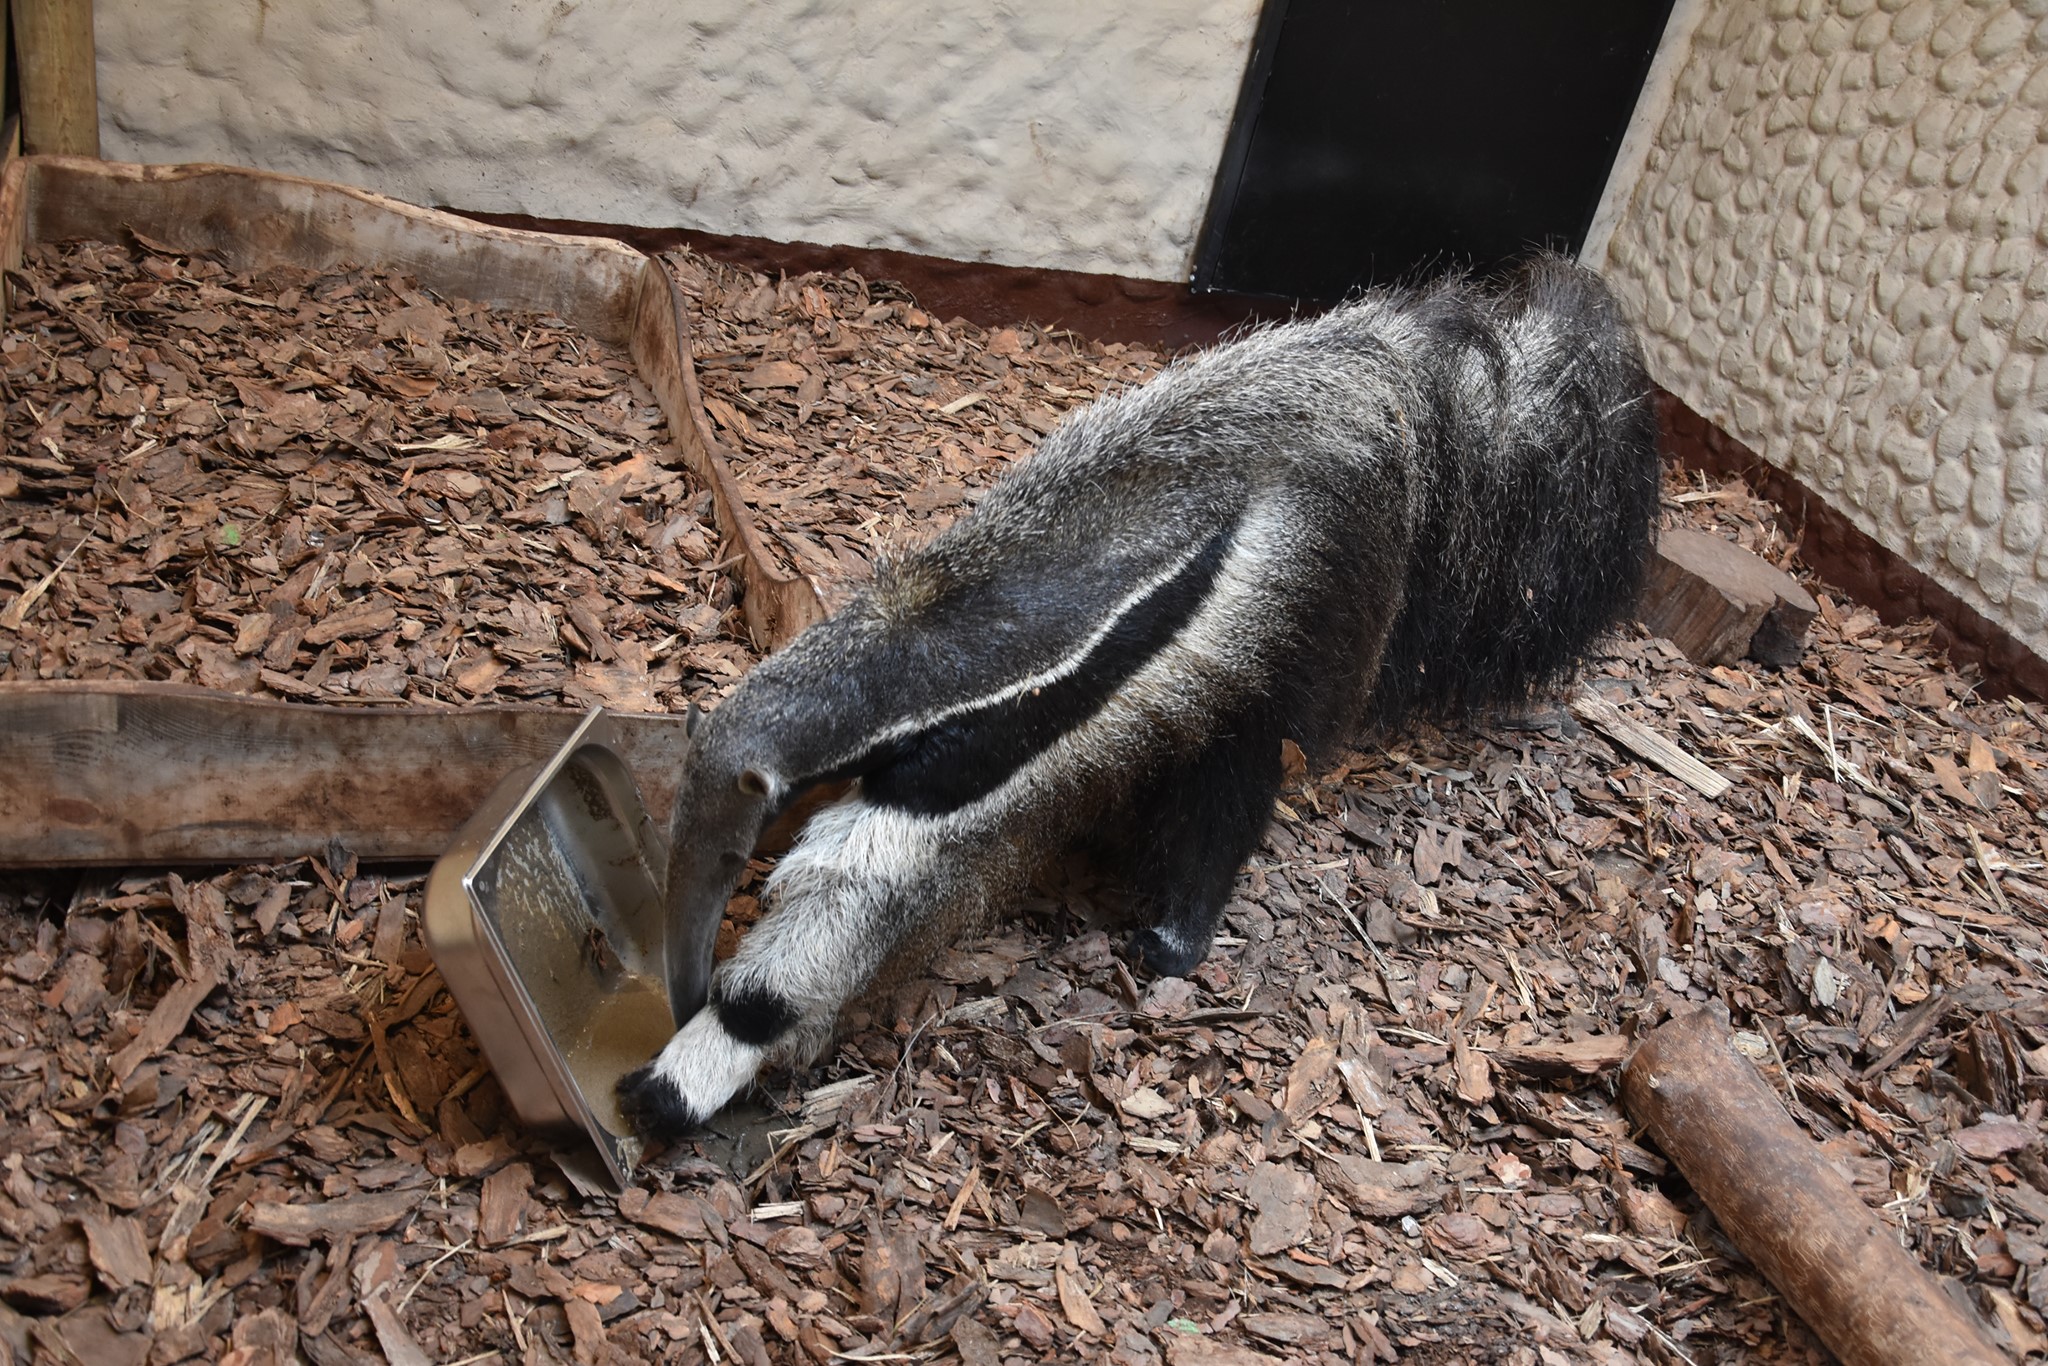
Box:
3, 239, 2047, 1366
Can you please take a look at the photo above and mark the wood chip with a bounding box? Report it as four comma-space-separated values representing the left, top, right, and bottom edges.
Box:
363, 1294, 435, 1366
1496, 1034, 1630, 1076
1245, 1163, 1317, 1256
244, 1190, 424, 1246
107, 967, 220, 1084
80, 1213, 154, 1289
1055, 1264, 1107, 1339
478, 1163, 534, 1248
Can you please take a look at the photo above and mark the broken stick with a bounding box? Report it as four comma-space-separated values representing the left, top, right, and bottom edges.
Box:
1621, 1008, 2008, 1366
1570, 692, 1730, 799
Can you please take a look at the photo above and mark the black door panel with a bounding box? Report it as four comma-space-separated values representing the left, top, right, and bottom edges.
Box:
1194, 0, 1675, 302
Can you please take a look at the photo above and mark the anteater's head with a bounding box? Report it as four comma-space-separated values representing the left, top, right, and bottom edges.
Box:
660, 700, 785, 1027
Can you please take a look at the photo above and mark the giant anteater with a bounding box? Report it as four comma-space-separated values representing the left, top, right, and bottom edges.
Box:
619, 254, 1661, 1138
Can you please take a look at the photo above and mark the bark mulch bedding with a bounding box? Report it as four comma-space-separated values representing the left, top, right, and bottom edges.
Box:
664, 248, 1168, 610
0, 235, 755, 714
4, 244, 2048, 1366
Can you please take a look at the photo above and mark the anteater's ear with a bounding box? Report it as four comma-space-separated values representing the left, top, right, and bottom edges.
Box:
684, 701, 704, 737
737, 768, 771, 798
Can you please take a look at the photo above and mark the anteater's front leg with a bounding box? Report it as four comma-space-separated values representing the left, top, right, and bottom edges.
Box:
616, 792, 1010, 1138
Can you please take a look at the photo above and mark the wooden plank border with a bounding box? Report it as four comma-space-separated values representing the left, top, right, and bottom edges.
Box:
0, 682, 691, 867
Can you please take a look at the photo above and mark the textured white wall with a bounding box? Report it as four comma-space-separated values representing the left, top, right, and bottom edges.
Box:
93, 0, 1262, 283
1601, 0, 2048, 661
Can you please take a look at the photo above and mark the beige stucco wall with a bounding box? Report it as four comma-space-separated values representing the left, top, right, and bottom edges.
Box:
1600, 0, 2048, 661
92, 0, 1262, 283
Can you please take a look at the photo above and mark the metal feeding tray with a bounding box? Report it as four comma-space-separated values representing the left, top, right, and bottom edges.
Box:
424, 707, 676, 1188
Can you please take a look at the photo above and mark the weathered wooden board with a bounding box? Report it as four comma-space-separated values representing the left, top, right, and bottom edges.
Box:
629, 264, 826, 650
6, 156, 644, 344
0, 683, 691, 867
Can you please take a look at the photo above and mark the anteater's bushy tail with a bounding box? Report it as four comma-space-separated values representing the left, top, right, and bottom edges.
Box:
1363, 255, 1662, 733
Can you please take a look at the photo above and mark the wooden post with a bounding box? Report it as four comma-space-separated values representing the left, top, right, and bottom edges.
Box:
1622, 1008, 2010, 1366
13, 0, 99, 157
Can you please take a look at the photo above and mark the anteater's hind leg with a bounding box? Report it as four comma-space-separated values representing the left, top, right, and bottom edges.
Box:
1123, 714, 1285, 979
617, 793, 1000, 1139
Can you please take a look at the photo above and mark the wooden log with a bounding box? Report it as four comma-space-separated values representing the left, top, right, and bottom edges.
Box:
0, 682, 693, 867
1570, 691, 1730, 799
1642, 526, 1818, 668
1622, 1008, 2008, 1366
12, 0, 98, 158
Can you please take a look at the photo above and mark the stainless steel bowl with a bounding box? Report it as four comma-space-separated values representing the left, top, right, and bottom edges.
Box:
424, 706, 675, 1187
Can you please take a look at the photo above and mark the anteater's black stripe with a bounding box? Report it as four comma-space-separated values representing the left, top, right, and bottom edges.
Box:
616, 1063, 710, 1138
715, 982, 801, 1046
853, 521, 1238, 816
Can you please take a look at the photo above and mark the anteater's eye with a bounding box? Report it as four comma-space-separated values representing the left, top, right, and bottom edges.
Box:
720, 850, 745, 868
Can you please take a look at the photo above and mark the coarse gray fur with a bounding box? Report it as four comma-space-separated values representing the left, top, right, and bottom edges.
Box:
618, 253, 1661, 1139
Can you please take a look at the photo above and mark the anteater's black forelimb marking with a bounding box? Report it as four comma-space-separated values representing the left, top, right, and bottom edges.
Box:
1118, 702, 1287, 978
616, 254, 1661, 1140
